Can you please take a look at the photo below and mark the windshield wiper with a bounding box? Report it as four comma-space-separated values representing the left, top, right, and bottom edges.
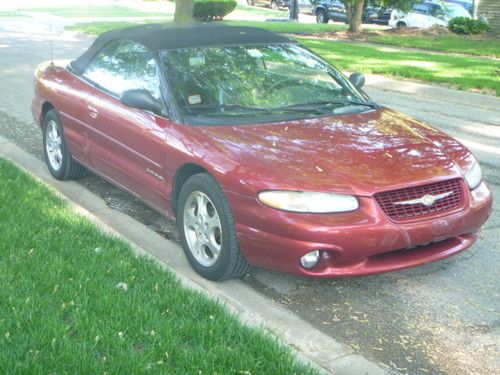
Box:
186, 103, 272, 114
274, 99, 378, 112
345, 99, 380, 109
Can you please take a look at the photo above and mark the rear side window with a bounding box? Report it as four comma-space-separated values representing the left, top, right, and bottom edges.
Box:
412, 3, 430, 14
428, 4, 444, 16
83, 40, 161, 100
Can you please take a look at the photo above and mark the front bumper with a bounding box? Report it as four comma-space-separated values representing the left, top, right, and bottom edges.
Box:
226, 181, 493, 277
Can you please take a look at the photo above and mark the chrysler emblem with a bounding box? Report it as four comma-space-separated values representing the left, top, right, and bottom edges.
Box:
394, 191, 453, 207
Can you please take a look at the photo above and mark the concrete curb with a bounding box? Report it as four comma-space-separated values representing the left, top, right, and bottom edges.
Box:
0, 134, 391, 375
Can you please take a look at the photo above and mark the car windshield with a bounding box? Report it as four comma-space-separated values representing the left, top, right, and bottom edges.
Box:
161, 43, 376, 125
442, 3, 470, 17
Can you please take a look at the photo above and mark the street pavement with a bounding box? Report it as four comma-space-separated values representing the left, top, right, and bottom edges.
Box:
0, 16, 499, 375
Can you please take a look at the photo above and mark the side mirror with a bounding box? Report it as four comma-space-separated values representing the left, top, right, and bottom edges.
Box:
349, 72, 365, 89
121, 89, 162, 115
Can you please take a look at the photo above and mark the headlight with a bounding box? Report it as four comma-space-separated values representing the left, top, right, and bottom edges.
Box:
258, 191, 359, 213
464, 162, 482, 190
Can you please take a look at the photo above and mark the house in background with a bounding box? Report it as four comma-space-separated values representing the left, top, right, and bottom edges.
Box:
476, 0, 500, 33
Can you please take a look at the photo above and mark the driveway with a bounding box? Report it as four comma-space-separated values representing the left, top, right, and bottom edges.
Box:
0, 16, 499, 375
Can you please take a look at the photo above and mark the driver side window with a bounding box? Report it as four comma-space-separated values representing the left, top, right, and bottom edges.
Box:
83, 40, 161, 100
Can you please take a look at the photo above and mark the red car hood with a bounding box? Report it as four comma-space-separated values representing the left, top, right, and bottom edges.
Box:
187, 108, 471, 196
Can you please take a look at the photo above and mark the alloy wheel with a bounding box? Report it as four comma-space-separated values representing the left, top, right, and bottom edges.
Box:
45, 120, 63, 171
183, 191, 223, 267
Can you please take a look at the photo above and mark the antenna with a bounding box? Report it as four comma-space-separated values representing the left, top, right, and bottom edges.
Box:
49, 14, 54, 65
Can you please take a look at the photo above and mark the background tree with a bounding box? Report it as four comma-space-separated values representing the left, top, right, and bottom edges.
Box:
174, 0, 194, 23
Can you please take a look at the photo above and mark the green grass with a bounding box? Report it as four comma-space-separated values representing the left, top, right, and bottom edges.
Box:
226, 20, 347, 34
21, 5, 166, 18
366, 34, 500, 58
300, 37, 500, 95
0, 158, 316, 374
233, 4, 285, 17
66, 19, 347, 35
0, 10, 28, 17
66, 21, 170, 35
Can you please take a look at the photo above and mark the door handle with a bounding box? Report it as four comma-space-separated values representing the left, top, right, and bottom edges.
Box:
88, 106, 98, 119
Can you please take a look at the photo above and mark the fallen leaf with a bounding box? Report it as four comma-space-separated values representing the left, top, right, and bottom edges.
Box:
116, 282, 128, 292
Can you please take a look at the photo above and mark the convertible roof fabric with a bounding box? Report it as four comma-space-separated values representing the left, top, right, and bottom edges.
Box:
70, 23, 294, 74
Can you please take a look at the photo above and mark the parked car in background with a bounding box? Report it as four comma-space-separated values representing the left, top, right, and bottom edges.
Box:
364, 6, 394, 25
297, 0, 314, 14
312, 0, 391, 25
312, 0, 348, 23
247, 0, 290, 10
389, 0, 471, 28
447, 0, 473, 15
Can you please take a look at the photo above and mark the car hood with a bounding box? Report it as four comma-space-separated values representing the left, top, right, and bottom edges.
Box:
186, 108, 471, 196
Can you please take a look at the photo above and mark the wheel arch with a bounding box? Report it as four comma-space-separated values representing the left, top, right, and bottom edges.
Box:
171, 163, 214, 215
315, 5, 326, 14
40, 102, 55, 128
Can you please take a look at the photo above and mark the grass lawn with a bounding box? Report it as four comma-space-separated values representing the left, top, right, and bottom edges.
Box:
232, 4, 285, 17
66, 19, 347, 35
0, 158, 315, 374
366, 34, 500, 58
0, 11, 28, 17
20, 5, 165, 18
301, 38, 500, 95
227, 20, 347, 34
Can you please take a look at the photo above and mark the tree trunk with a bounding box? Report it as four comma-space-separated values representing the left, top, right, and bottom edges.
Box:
174, 0, 194, 23
349, 0, 365, 33
344, 1, 353, 23
289, 0, 299, 21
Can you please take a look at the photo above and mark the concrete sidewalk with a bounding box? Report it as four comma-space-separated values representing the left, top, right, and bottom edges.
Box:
0, 134, 391, 375
365, 73, 500, 111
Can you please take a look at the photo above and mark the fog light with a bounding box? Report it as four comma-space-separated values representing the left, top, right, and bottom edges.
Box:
300, 250, 320, 269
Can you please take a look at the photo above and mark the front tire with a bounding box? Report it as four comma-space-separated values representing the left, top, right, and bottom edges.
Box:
316, 9, 329, 24
396, 21, 407, 28
43, 109, 84, 180
177, 173, 251, 281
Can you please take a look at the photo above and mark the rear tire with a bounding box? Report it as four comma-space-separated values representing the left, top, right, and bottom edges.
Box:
43, 109, 85, 180
316, 9, 329, 24
177, 173, 251, 281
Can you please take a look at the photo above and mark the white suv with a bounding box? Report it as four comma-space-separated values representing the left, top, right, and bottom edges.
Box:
389, 1, 471, 28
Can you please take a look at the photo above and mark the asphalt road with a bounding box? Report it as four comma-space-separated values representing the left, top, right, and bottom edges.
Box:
1, 17, 499, 375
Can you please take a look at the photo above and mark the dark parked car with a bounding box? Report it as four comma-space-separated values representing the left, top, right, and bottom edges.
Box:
312, 0, 391, 24
364, 6, 394, 25
312, 0, 348, 23
247, 0, 290, 10
32, 24, 492, 281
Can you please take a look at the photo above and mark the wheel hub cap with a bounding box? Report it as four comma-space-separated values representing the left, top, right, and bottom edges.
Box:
183, 191, 222, 267
45, 120, 63, 171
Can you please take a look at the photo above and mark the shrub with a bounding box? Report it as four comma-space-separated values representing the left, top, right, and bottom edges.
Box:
193, 0, 237, 21
449, 17, 490, 34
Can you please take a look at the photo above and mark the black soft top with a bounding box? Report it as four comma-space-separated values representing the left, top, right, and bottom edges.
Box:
70, 23, 294, 75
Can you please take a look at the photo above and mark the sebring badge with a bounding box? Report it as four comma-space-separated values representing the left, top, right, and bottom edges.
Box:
394, 191, 453, 207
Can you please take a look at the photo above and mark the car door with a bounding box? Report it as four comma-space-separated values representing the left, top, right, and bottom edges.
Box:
428, 3, 447, 26
81, 40, 171, 212
407, 3, 431, 27
327, 0, 347, 22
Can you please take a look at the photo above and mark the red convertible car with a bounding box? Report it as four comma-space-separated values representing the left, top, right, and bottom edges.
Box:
32, 24, 492, 280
